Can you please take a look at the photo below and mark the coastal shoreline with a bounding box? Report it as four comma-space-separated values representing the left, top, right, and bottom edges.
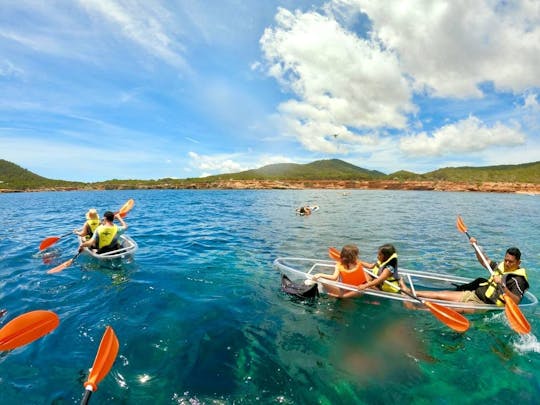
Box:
1, 180, 539, 194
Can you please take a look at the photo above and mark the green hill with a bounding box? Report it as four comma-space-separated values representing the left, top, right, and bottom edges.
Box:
421, 161, 540, 183
199, 159, 387, 181
0, 159, 84, 190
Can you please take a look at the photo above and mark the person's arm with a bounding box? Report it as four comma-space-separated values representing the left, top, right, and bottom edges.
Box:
313, 264, 340, 281
469, 237, 495, 271
74, 223, 89, 237
115, 213, 127, 230
357, 268, 392, 290
79, 233, 96, 250
502, 275, 528, 304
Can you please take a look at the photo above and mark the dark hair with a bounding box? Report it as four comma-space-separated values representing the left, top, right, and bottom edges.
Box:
341, 244, 359, 267
506, 247, 521, 261
379, 243, 397, 268
104, 211, 115, 221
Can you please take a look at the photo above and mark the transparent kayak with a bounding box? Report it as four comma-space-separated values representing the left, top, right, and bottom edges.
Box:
274, 257, 538, 311
78, 234, 138, 261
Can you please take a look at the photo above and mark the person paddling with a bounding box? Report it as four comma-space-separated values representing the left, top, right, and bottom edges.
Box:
411, 238, 529, 306
79, 211, 128, 254
74, 208, 100, 240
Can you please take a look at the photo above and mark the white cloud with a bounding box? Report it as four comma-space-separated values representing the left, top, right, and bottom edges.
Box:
260, 6, 414, 153
78, 0, 189, 69
349, 0, 540, 97
188, 151, 247, 175
399, 116, 526, 157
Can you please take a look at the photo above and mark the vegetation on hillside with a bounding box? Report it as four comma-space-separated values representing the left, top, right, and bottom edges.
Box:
0, 159, 84, 190
1, 158, 539, 191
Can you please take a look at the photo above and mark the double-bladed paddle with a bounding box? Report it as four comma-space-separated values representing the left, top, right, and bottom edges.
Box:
456, 216, 531, 334
39, 199, 134, 251
328, 247, 470, 333
81, 326, 119, 405
0, 310, 60, 351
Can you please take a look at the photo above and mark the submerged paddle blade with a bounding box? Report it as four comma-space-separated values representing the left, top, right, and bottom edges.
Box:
0, 310, 59, 351
503, 294, 531, 334
84, 326, 119, 392
118, 199, 134, 218
47, 252, 80, 274
39, 237, 60, 251
424, 301, 470, 333
48, 258, 74, 274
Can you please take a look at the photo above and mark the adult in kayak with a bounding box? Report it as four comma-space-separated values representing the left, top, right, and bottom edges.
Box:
74, 208, 100, 240
79, 211, 128, 254
412, 238, 529, 306
312, 244, 366, 297
297, 206, 312, 216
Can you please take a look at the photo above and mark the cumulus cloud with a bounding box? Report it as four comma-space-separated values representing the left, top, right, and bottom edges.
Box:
188, 151, 247, 176
347, 0, 540, 98
399, 116, 526, 156
260, 7, 414, 153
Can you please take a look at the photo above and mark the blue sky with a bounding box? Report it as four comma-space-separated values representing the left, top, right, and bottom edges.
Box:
1, 0, 539, 182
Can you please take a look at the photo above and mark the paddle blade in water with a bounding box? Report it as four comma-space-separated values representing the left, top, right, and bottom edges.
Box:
47, 258, 74, 274
503, 294, 531, 334
424, 301, 470, 333
84, 326, 119, 392
39, 236, 60, 251
0, 310, 59, 351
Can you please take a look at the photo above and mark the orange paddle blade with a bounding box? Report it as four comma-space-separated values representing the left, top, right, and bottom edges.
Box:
456, 215, 467, 233
84, 326, 119, 392
424, 301, 470, 333
47, 258, 74, 274
118, 199, 134, 218
39, 236, 60, 251
328, 247, 340, 261
503, 294, 531, 334
0, 310, 59, 351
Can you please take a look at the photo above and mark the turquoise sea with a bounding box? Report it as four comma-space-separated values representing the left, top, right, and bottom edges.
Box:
0, 189, 539, 404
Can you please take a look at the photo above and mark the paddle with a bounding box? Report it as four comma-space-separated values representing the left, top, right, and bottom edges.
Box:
456, 216, 531, 334
39, 231, 73, 251
39, 199, 133, 251
328, 247, 470, 332
0, 310, 60, 351
47, 252, 81, 274
116, 199, 134, 218
81, 326, 119, 405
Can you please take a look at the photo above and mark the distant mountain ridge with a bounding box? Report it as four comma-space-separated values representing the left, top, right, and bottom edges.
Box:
1, 158, 539, 191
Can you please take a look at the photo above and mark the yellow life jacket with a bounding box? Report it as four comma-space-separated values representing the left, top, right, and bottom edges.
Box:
96, 224, 118, 249
338, 262, 366, 286
477, 262, 528, 306
373, 253, 400, 293
86, 219, 100, 235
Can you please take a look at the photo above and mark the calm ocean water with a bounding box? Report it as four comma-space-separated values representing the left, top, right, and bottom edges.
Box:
0, 189, 539, 404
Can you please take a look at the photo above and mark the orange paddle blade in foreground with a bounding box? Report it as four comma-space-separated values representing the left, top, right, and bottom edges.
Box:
83, 327, 119, 392
0, 310, 59, 351
423, 302, 470, 333
503, 294, 531, 334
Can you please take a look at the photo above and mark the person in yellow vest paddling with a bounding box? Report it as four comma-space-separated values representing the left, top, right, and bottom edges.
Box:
79, 211, 128, 254
74, 208, 101, 240
411, 238, 529, 306
356, 243, 408, 293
